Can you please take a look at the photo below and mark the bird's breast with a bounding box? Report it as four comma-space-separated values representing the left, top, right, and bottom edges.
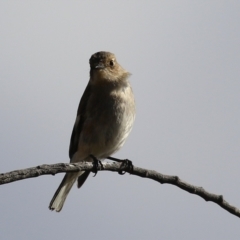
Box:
79, 85, 135, 158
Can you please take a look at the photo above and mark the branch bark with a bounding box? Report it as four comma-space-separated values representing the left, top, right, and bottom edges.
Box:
0, 161, 239, 218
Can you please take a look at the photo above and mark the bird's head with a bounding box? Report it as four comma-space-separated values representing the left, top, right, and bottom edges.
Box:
89, 51, 130, 84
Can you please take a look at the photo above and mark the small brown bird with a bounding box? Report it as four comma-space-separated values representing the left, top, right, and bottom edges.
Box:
49, 51, 136, 212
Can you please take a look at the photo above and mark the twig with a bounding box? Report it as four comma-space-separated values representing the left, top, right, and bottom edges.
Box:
0, 160, 239, 218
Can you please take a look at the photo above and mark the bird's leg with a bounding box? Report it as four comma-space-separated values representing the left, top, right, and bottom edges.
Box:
89, 154, 103, 177
107, 156, 133, 175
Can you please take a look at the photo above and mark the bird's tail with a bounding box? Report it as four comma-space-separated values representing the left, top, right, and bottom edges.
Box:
49, 171, 89, 212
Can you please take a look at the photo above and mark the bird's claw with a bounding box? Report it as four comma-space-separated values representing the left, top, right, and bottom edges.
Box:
90, 154, 103, 177
118, 159, 133, 175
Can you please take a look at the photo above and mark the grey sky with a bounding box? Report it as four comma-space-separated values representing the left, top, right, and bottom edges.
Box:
0, 1, 240, 239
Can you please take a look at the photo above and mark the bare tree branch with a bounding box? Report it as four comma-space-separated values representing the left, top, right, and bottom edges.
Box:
0, 160, 239, 218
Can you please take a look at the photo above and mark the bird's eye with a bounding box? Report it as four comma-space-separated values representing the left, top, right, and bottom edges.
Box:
109, 60, 114, 66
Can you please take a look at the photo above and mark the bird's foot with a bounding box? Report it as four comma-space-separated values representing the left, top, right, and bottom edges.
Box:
107, 157, 133, 175
90, 154, 103, 177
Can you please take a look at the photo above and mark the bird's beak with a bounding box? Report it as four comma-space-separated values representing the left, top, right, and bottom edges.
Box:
94, 62, 105, 69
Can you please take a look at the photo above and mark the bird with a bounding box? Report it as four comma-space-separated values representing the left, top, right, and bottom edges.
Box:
49, 51, 136, 212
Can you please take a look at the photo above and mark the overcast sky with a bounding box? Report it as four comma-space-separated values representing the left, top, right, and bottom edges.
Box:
1, 1, 240, 239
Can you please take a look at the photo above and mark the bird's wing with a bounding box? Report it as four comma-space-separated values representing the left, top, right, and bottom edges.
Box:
69, 82, 91, 159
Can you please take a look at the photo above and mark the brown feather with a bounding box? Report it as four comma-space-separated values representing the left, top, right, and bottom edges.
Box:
69, 83, 92, 159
